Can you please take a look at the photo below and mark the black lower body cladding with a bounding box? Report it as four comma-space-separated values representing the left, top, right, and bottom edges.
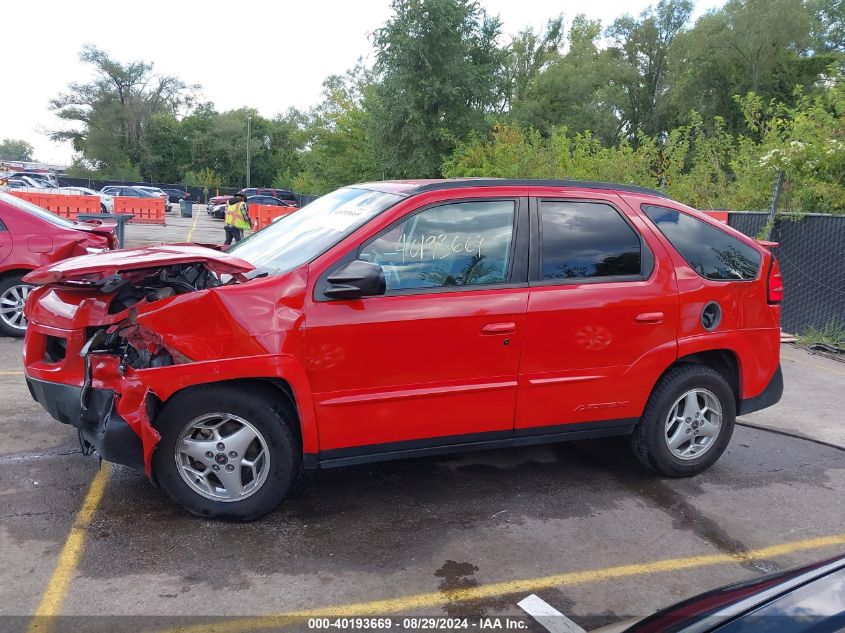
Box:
26, 377, 144, 471
738, 365, 784, 416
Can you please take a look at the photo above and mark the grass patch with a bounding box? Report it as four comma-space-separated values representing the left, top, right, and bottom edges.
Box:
797, 320, 845, 349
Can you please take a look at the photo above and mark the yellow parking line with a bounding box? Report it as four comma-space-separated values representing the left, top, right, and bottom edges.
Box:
152, 532, 845, 633
186, 205, 202, 242
27, 463, 111, 633
0, 370, 24, 375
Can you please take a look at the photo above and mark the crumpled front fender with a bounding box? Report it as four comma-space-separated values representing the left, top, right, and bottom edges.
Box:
84, 267, 313, 476
89, 353, 317, 476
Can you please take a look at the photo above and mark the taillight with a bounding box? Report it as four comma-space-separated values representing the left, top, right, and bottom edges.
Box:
767, 257, 783, 304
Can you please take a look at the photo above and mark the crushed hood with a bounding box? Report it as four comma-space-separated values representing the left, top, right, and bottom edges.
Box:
23, 244, 255, 285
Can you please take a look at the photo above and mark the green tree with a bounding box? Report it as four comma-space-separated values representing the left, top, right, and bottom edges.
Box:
730, 83, 845, 212
503, 16, 564, 109
295, 66, 382, 194
607, 0, 694, 139
65, 156, 142, 181
670, 0, 825, 132
443, 123, 657, 186
139, 113, 190, 182
814, 0, 845, 51
0, 138, 35, 162
370, 0, 509, 177
50, 45, 195, 178
267, 108, 309, 189
512, 16, 625, 144
184, 167, 224, 201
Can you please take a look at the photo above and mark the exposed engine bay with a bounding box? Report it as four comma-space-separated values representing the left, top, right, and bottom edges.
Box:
104, 263, 224, 313
22, 245, 274, 477
79, 263, 229, 370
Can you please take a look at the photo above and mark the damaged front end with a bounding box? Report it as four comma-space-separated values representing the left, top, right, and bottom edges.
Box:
23, 245, 258, 476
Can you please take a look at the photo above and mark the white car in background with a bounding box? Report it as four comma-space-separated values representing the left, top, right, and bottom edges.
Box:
55, 186, 114, 213
8, 172, 59, 186
1, 184, 114, 212
13, 175, 54, 189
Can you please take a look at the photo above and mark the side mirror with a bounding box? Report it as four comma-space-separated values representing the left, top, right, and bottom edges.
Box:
325, 260, 386, 300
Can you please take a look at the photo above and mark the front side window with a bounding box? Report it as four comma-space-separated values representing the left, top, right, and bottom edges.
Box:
644, 205, 761, 281
359, 200, 516, 291
541, 201, 644, 280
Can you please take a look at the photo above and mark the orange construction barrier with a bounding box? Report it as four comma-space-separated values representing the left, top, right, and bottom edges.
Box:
10, 191, 100, 220
250, 204, 298, 231
113, 197, 166, 225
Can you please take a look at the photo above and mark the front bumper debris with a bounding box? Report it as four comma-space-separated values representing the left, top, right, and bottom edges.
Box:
26, 376, 145, 472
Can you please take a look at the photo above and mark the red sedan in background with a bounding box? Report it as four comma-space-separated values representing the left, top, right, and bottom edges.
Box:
0, 191, 117, 337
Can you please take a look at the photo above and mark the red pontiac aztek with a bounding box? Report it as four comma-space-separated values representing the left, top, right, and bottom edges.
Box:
0, 191, 117, 337
22, 180, 784, 520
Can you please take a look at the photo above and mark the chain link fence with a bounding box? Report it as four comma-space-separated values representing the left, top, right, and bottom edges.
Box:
727, 212, 845, 335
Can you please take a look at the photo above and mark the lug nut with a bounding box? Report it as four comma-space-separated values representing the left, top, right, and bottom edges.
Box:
217, 442, 225, 451
205, 451, 214, 458
225, 464, 235, 472
228, 451, 237, 458
212, 464, 220, 471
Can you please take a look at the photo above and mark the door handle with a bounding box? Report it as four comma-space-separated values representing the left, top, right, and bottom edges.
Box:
481, 322, 516, 335
635, 312, 664, 324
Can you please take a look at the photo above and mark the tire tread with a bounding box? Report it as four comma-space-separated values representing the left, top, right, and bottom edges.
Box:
631, 363, 735, 477
152, 382, 301, 520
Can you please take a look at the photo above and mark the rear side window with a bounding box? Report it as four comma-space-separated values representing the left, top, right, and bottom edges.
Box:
643, 205, 761, 281
540, 201, 646, 280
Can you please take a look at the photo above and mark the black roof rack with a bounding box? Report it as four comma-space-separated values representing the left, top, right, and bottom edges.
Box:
410, 179, 669, 199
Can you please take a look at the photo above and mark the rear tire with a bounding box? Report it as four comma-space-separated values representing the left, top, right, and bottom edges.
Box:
631, 364, 735, 477
0, 274, 33, 337
152, 383, 301, 520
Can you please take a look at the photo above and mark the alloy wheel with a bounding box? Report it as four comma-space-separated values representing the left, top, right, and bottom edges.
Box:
664, 389, 723, 460
175, 413, 271, 502
0, 283, 32, 332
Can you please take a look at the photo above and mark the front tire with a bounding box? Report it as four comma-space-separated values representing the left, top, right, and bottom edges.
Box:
152, 384, 300, 520
631, 364, 735, 477
0, 275, 33, 337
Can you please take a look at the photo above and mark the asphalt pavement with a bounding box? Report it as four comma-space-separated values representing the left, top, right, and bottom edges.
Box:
0, 210, 842, 632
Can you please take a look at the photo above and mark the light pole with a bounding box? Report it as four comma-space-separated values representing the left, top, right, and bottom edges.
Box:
246, 116, 252, 188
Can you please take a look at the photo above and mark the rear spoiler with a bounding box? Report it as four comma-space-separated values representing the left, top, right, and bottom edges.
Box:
755, 239, 779, 250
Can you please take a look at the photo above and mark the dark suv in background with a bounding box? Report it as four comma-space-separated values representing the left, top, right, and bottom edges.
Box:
237, 188, 298, 205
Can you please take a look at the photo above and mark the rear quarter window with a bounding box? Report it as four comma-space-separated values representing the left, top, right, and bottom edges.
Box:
540, 200, 652, 281
643, 205, 761, 281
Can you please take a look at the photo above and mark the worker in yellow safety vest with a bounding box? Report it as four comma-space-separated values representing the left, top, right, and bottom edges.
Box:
224, 193, 251, 245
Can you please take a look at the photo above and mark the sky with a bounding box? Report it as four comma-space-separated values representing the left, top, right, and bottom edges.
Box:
1, 0, 725, 166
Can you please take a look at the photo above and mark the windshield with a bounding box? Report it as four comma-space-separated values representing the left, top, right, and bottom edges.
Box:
228, 187, 402, 277
0, 191, 79, 229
